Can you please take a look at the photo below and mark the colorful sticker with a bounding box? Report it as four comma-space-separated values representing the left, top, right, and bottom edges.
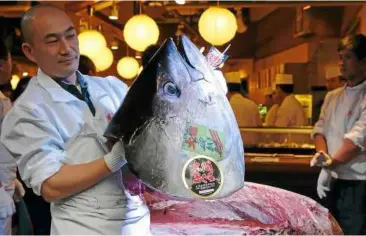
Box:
182, 155, 223, 198
182, 122, 225, 161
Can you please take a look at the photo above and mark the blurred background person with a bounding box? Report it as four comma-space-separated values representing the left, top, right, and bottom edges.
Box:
78, 55, 96, 76
273, 73, 307, 127
0, 39, 19, 235
12, 75, 51, 235
263, 87, 279, 126
228, 78, 262, 128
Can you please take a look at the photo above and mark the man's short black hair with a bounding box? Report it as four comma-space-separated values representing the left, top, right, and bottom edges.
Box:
78, 55, 96, 75
0, 39, 9, 61
338, 34, 366, 60
142, 44, 160, 67
277, 84, 294, 94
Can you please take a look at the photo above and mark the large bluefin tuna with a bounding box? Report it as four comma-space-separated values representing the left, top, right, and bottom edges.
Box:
104, 35, 244, 200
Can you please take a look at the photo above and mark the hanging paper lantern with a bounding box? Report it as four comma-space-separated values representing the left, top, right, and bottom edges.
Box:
198, 7, 237, 46
78, 30, 107, 58
123, 14, 159, 52
91, 47, 113, 72
117, 57, 140, 79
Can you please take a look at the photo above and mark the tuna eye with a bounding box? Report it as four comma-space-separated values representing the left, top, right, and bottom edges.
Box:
163, 82, 179, 96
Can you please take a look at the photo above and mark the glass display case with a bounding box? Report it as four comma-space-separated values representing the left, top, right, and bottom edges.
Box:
240, 127, 315, 155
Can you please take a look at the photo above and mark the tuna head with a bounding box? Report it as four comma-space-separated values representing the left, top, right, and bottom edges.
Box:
104, 36, 244, 200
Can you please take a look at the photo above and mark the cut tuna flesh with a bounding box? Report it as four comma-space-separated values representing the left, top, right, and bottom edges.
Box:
145, 182, 342, 235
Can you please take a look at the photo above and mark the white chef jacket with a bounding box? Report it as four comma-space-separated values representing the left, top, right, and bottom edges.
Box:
275, 94, 307, 127
312, 80, 366, 180
1, 69, 150, 235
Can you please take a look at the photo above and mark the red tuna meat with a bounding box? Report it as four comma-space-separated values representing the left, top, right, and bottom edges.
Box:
145, 182, 342, 235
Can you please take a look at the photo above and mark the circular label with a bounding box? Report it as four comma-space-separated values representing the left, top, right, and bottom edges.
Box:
182, 155, 223, 198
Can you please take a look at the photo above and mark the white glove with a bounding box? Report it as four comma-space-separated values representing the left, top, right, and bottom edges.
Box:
104, 140, 127, 172
317, 168, 332, 199
0, 186, 15, 218
310, 151, 332, 167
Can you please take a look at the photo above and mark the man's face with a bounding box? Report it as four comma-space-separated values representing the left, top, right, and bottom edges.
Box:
0, 52, 12, 84
325, 76, 345, 91
338, 49, 366, 80
22, 8, 79, 79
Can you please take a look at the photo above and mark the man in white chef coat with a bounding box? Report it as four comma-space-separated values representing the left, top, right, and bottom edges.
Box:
273, 74, 307, 127
311, 34, 366, 235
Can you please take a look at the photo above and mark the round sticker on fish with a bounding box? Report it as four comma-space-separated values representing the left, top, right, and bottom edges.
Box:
182, 155, 223, 198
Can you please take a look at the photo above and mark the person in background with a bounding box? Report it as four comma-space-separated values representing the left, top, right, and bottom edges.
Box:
273, 73, 307, 127
78, 55, 96, 76
12, 75, 51, 235
325, 66, 346, 92
1, 5, 150, 234
0, 83, 13, 102
311, 34, 366, 235
0, 39, 19, 235
228, 78, 262, 127
263, 87, 279, 126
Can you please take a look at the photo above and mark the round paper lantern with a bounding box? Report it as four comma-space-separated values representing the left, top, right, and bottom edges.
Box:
198, 7, 237, 46
78, 30, 107, 58
91, 47, 113, 72
123, 14, 159, 52
117, 57, 140, 79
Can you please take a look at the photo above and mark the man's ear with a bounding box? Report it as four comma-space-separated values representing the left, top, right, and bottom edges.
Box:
21, 43, 37, 64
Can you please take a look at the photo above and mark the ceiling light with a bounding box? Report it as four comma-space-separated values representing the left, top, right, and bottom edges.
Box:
110, 40, 119, 50
175, 0, 185, 5
22, 72, 28, 77
198, 7, 237, 46
135, 51, 142, 59
303, 5, 311, 10
109, 4, 119, 20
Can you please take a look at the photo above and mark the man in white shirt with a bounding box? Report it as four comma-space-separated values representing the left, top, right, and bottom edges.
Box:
1, 5, 150, 235
228, 79, 262, 128
311, 34, 366, 235
273, 74, 307, 127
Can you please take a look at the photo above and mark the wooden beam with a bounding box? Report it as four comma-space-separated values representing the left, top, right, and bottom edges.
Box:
163, 1, 364, 9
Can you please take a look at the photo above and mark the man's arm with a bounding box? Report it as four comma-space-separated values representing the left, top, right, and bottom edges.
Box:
328, 138, 360, 168
41, 139, 125, 202
314, 134, 328, 154
41, 159, 111, 202
311, 93, 332, 153
1, 104, 126, 203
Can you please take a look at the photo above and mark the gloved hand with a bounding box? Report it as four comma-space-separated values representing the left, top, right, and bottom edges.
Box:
104, 140, 127, 173
0, 186, 15, 218
310, 151, 332, 167
317, 168, 332, 199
